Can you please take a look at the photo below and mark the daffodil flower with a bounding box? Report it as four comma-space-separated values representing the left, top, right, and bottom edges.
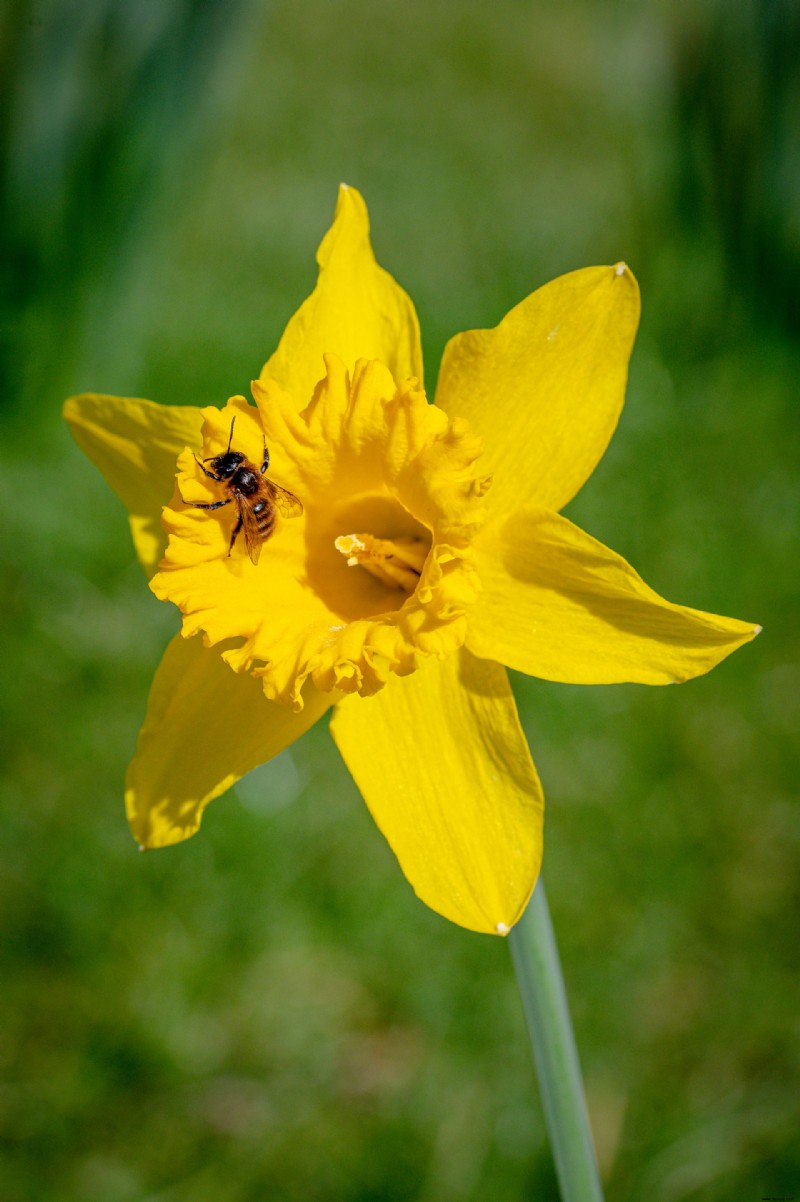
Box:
64, 186, 758, 936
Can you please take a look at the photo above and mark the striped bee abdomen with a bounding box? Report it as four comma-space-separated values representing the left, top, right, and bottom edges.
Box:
251, 496, 277, 537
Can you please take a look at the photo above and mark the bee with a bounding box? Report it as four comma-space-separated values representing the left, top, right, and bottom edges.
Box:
192, 416, 303, 565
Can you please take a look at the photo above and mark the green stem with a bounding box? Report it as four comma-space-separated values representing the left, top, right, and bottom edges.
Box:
509, 880, 604, 1202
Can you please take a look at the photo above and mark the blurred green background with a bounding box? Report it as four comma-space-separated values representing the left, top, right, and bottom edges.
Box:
1, 1, 798, 1199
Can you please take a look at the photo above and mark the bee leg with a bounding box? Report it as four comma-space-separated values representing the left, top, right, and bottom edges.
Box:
192, 498, 231, 511
260, 438, 270, 475
194, 454, 225, 482
228, 511, 244, 556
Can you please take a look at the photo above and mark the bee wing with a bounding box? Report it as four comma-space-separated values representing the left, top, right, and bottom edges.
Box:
239, 499, 265, 566
264, 479, 304, 519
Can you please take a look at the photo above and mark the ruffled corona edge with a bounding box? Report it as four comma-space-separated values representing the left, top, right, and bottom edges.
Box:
151, 356, 492, 709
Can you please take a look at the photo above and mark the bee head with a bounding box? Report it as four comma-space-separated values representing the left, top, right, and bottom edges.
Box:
209, 450, 245, 478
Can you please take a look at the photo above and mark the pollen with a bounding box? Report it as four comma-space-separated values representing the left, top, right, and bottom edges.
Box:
334, 532, 429, 593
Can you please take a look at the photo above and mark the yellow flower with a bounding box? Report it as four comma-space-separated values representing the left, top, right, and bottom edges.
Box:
64, 186, 758, 936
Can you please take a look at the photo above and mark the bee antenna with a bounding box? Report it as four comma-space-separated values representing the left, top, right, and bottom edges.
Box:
226, 416, 236, 453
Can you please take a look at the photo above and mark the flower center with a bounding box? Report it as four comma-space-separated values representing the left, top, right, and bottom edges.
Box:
302, 491, 432, 623
151, 355, 490, 709
335, 531, 429, 593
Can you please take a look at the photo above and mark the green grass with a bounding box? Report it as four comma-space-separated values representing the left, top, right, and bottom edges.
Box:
1, 2, 798, 1199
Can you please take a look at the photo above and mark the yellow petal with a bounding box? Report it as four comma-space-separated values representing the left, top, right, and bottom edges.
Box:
467, 508, 760, 684
330, 649, 543, 935
260, 185, 423, 405
435, 264, 640, 517
64, 393, 202, 578
127, 633, 334, 848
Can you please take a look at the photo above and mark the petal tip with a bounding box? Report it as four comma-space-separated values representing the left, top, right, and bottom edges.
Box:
62, 392, 97, 426
334, 181, 365, 221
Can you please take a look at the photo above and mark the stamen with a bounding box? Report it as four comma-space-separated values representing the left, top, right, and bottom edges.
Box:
335, 532, 429, 593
